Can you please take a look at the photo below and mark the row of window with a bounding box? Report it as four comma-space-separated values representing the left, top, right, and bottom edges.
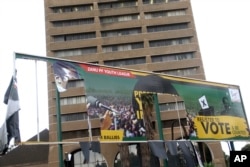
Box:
54, 32, 96, 42
54, 47, 97, 57
61, 112, 88, 122
149, 37, 190, 47
99, 0, 137, 9
54, 37, 191, 57
52, 8, 186, 28
104, 57, 146, 67
53, 23, 188, 42
99, 9, 185, 24
145, 9, 186, 19
102, 42, 143, 52
101, 27, 142, 38
103, 52, 194, 67
53, 5, 93, 13
159, 101, 185, 111
66, 80, 85, 88
60, 96, 86, 105
147, 23, 188, 33
152, 52, 194, 62
143, 0, 182, 4
100, 14, 139, 24
51, 0, 184, 14
55, 52, 193, 69
53, 18, 94, 27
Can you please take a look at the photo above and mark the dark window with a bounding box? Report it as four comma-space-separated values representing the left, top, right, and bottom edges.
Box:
52, 4, 93, 13
53, 18, 94, 27
147, 23, 188, 32
99, 0, 137, 9
152, 52, 194, 63
54, 32, 96, 42
101, 28, 141, 37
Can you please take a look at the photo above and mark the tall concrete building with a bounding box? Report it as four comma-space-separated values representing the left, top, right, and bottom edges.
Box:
44, 0, 226, 167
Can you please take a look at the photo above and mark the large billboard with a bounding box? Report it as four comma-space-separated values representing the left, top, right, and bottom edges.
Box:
15, 53, 250, 141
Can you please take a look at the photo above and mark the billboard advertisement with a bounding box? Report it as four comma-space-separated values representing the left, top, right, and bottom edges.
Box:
51, 60, 249, 141
15, 53, 250, 141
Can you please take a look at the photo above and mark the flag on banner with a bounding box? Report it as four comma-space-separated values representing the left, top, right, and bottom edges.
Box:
52, 61, 81, 92
2, 74, 21, 152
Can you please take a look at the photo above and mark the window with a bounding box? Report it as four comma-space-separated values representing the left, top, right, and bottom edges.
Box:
142, 0, 183, 4
60, 96, 86, 105
54, 47, 97, 57
101, 28, 141, 37
159, 101, 185, 111
145, 9, 186, 19
100, 14, 139, 24
147, 23, 188, 32
104, 57, 146, 66
53, 18, 94, 27
99, 1, 137, 9
103, 42, 143, 53
61, 112, 88, 122
143, 0, 167, 4
54, 32, 96, 42
66, 80, 84, 89
149, 38, 190, 47
151, 52, 194, 63
52, 4, 93, 13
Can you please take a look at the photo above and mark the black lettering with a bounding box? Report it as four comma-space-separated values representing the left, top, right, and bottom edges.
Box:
225, 123, 231, 134
210, 122, 218, 134
218, 122, 225, 134
201, 121, 209, 134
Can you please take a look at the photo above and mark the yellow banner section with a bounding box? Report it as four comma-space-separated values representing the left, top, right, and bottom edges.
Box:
194, 116, 249, 139
100, 130, 124, 141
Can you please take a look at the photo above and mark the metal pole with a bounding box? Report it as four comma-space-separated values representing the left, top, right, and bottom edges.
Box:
56, 88, 64, 167
174, 95, 184, 139
35, 60, 40, 141
229, 141, 235, 151
153, 94, 168, 167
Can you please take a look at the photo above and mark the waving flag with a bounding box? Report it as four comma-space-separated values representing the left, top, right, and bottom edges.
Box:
0, 74, 21, 154
4, 76, 21, 119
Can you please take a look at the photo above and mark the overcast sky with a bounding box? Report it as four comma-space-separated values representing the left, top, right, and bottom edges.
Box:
0, 0, 249, 155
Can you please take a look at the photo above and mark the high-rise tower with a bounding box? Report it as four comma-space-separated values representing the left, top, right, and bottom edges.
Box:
44, 0, 226, 166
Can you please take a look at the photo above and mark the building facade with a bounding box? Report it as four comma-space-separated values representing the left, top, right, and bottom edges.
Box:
44, 0, 226, 167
